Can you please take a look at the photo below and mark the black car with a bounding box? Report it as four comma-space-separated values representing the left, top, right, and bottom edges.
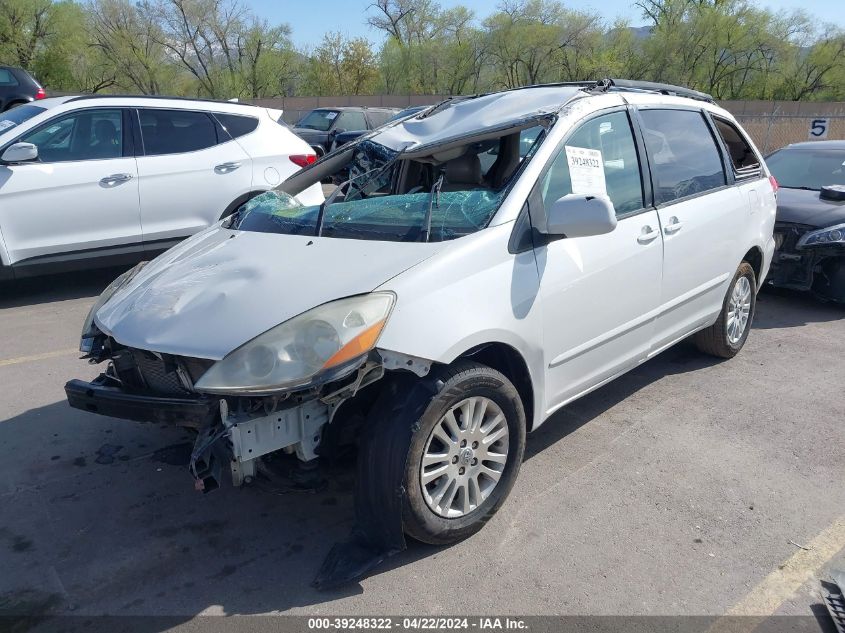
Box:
331, 105, 430, 150
766, 140, 845, 302
292, 106, 398, 156
0, 66, 45, 112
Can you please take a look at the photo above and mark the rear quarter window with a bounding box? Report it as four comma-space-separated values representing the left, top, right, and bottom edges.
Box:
713, 117, 761, 178
215, 113, 259, 139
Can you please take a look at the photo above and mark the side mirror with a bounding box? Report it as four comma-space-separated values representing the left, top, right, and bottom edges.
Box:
331, 128, 346, 136
2, 142, 38, 164
543, 194, 617, 238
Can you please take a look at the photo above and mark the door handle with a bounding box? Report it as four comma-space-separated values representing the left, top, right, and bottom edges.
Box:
99, 173, 133, 186
664, 217, 683, 234
637, 226, 660, 244
214, 162, 242, 174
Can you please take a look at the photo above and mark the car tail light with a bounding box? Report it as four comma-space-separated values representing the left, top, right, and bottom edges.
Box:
289, 154, 316, 168
769, 175, 779, 195
34, 87, 46, 100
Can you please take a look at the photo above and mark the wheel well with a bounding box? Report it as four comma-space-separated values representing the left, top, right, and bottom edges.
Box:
458, 343, 535, 431
220, 190, 266, 220
743, 246, 763, 286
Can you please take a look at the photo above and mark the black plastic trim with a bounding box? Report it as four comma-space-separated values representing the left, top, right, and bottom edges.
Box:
65, 377, 216, 427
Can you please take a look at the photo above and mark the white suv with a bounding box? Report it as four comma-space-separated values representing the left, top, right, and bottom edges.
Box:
0, 96, 323, 279
66, 80, 776, 587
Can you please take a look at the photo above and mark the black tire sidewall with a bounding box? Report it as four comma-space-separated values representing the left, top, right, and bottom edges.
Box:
402, 365, 526, 545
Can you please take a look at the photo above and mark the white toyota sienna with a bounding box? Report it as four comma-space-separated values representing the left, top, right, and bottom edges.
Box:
66, 79, 777, 587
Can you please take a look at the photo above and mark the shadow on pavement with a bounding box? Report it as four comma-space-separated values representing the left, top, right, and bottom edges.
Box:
754, 286, 844, 329
0, 267, 131, 310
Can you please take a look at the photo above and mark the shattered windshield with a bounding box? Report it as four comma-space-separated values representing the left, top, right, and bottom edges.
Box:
235, 189, 504, 242
233, 129, 544, 243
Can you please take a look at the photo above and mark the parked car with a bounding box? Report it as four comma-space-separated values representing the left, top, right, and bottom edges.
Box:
0, 95, 323, 280
66, 80, 775, 587
765, 140, 845, 302
292, 106, 398, 156
331, 105, 430, 150
0, 65, 45, 112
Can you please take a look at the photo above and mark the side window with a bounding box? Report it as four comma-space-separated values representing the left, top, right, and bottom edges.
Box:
20, 109, 123, 162
0, 69, 19, 86
366, 111, 392, 128
540, 111, 645, 216
712, 117, 761, 177
638, 109, 726, 204
478, 126, 544, 175
139, 109, 218, 156
215, 113, 258, 139
335, 111, 367, 131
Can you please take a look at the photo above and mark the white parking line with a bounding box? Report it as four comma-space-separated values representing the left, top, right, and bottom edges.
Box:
0, 348, 78, 367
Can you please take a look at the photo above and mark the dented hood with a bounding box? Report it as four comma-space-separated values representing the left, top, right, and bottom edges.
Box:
95, 226, 443, 360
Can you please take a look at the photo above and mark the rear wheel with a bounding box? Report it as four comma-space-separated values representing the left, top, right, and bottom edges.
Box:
694, 261, 756, 358
401, 362, 526, 545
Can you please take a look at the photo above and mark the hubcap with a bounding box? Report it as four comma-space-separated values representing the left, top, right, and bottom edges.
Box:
420, 396, 509, 518
727, 275, 752, 345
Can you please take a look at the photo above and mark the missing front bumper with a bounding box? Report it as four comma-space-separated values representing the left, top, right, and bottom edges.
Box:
65, 377, 216, 427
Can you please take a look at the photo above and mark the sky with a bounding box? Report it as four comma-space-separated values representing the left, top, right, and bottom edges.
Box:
250, 0, 845, 48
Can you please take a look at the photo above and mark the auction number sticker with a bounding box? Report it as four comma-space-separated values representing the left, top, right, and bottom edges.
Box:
565, 145, 606, 196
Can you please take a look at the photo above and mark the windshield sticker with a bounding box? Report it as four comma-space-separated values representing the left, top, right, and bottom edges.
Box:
0, 120, 16, 131
565, 145, 607, 196
325, 111, 338, 120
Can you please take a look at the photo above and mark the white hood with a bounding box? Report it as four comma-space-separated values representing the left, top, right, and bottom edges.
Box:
95, 226, 443, 360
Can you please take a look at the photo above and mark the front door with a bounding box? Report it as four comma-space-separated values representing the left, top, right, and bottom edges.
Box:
537, 109, 664, 415
0, 107, 141, 265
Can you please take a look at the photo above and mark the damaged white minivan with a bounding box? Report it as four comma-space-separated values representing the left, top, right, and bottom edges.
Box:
66, 79, 776, 586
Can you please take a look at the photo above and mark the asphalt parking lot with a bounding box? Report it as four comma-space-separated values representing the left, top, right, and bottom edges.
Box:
0, 268, 843, 623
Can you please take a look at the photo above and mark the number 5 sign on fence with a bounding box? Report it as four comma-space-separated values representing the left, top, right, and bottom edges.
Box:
809, 118, 829, 140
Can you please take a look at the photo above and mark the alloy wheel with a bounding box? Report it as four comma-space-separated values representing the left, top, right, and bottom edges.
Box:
420, 396, 510, 518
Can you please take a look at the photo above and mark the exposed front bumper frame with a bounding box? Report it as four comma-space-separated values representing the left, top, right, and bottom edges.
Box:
65, 376, 217, 428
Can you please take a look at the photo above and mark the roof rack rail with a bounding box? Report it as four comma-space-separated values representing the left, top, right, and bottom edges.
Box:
593, 78, 714, 103
64, 94, 259, 107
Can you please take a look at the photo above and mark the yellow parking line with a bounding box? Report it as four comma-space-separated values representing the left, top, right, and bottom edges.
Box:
0, 348, 78, 367
708, 515, 845, 633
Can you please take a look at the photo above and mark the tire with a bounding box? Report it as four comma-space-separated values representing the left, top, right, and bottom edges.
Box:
694, 261, 756, 358
400, 361, 526, 545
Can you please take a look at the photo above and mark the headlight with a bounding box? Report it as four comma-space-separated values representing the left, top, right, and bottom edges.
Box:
194, 292, 395, 394
797, 223, 845, 248
79, 262, 147, 352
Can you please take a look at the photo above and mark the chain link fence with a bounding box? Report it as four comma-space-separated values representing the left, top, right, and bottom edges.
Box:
249, 95, 845, 154
732, 114, 845, 154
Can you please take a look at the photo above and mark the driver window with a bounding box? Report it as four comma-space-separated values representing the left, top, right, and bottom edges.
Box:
541, 111, 645, 216
20, 109, 123, 163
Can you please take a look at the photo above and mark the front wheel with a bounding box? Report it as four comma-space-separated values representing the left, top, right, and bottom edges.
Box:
401, 362, 526, 545
694, 261, 757, 358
